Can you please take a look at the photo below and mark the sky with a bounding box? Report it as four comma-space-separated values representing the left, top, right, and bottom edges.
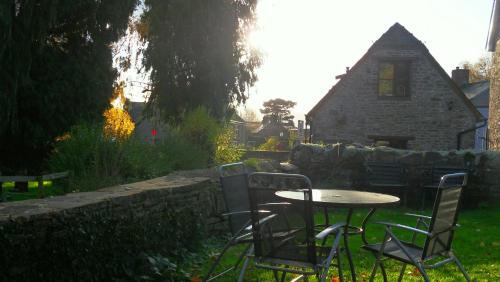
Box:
121, 0, 494, 124
239, 0, 494, 123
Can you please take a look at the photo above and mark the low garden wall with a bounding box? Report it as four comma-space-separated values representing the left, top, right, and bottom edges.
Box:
290, 143, 500, 207
0, 170, 225, 281
242, 150, 291, 162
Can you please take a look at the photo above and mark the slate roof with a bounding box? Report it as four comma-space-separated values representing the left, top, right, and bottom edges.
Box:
245, 121, 262, 134
230, 113, 246, 124
462, 81, 490, 108
307, 23, 483, 122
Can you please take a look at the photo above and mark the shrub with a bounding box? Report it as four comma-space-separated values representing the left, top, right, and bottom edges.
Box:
49, 123, 123, 191
49, 123, 209, 191
258, 136, 280, 151
243, 158, 260, 170
214, 125, 243, 165
179, 107, 219, 156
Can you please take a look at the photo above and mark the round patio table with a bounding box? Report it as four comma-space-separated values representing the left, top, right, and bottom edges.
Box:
275, 189, 400, 282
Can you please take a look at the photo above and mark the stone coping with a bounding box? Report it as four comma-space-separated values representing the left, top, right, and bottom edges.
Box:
0, 174, 210, 222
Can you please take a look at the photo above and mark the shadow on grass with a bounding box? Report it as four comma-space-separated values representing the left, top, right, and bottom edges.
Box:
194, 205, 500, 281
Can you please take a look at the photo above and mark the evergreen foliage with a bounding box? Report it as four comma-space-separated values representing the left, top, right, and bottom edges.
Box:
0, 0, 138, 173
260, 98, 297, 126
139, 0, 260, 123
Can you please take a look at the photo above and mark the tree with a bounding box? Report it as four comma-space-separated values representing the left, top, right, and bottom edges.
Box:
0, 0, 138, 173
260, 98, 297, 126
460, 55, 493, 83
138, 0, 261, 123
103, 84, 136, 140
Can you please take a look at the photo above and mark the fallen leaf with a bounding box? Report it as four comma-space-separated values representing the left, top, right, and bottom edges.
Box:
191, 275, 201, 282
330, 276, 339, 282
411, 267, 420, 276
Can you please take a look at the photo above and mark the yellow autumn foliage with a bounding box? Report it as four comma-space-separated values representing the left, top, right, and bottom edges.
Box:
103, 83, 135, 140
103, 107, 135, 140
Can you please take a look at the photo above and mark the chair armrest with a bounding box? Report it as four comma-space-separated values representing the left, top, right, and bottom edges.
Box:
315, 222, 346, 240
404, 213, 432, 220
221, 210, 250, 217
245, 213, 278, 231
375, 221, 430, 236
258, 202, 291, 207
222, 210, 271, 217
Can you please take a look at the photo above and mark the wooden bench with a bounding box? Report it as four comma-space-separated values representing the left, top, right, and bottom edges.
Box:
0, 171, 69, 201
365, 161, 408, 205
421, 166, 468, 208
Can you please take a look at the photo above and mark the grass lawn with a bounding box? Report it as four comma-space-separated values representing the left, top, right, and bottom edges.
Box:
195, 205, 500, 281
1, 181, 66, 201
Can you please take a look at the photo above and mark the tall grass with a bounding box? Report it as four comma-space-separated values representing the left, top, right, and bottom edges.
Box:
48, 123, 209, 192
48, 107, 241, 193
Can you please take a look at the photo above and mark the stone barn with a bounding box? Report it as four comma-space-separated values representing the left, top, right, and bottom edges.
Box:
306, 23, 483, 151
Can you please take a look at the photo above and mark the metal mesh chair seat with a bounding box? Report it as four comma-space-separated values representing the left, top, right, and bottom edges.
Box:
257, 244, 341, 271
363, 240, 422, 264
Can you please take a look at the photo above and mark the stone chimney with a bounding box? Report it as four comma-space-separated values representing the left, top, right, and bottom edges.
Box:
451, 67, 469, 86
335, 67, 350, 80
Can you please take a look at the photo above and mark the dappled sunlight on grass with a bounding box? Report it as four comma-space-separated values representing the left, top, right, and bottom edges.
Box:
197, 205, 500, 281
1, 181, 66, 201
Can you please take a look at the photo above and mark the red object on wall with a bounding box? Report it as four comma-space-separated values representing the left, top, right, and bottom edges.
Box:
151, 129, 157, 137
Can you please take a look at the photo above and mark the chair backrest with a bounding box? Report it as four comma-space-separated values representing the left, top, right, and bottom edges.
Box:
247, 172, 316, 265
366, 161, 406, 185
219, 162, 251, 235
426, 166, 468, 187
422, 173, 467, 259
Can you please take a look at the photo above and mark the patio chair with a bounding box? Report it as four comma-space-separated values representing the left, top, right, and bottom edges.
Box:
421, 166, 468, 209
362, 173, 471, 282
248, 172, 345, 282
203, 162, 254, 282
365, 161, 408, 206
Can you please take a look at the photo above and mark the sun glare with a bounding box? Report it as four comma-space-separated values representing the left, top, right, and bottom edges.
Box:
111, 96, 124, 109
240, 0, 490, 124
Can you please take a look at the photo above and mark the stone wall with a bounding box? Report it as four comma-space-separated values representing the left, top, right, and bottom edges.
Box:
290, 144, 500, 205
0, 171, 227, 280
242, 150, 291, 162
489, 39, 500, 150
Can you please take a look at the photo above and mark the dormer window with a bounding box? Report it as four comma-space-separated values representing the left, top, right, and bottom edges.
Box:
378, 61, 410, 97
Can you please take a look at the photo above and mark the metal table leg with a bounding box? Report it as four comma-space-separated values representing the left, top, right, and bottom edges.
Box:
361, 208, 377, 245
342, 208, 379, 281
344, 208, 356, 282
323, 206, 330, 226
